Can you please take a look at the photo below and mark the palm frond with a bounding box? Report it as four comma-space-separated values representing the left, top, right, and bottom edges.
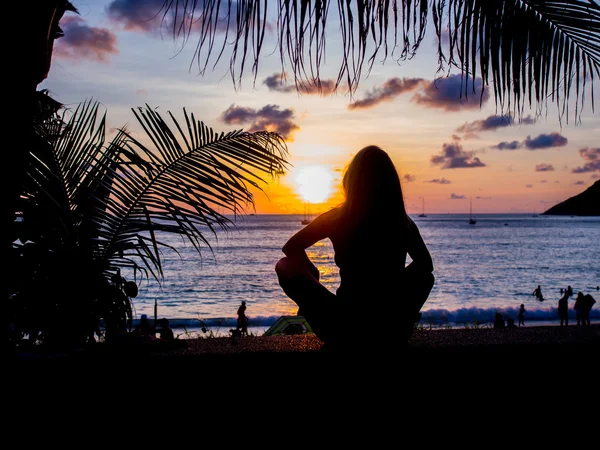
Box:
96, 104, 289, 275
435, 0, 600, 123
161, 0, 600, 122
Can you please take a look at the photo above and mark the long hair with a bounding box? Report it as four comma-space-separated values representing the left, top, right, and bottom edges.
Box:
340, 145, 409, 229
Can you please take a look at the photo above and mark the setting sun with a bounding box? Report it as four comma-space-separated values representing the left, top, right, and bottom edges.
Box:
293, 166, 335, 204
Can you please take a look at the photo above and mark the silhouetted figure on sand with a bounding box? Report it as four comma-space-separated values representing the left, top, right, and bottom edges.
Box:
566, 285, 573, 297
574, 292, 585, 326
237, 301, 249, 336
493, 312, 506, 329
533, 285, 544, 301
558, 293, 569, 326
506, 317, 517, 328
582, 293, 596, 326
155, 318, 187, 349
156, 318, 174, 340
275, 145, 434, 352
517, 304, 526, 327
133, 314, 154, 337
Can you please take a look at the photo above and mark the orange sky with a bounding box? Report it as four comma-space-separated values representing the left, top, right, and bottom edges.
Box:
43, 1, 600, 216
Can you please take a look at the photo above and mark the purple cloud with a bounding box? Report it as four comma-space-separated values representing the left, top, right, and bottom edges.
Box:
450, 193, 465, 199
402, 174, 416, 183
263, 73, 336, 95
220, 104, 299, 140
456, 114, 535, 134
426, 178, 452, 184
54, 16, 118, 62
107, 0, 231, 34
493, 140, 521, 150
412, 74, 490, 111
348, 77, 425, 110
574, 181, 585, 185
524, 133, 568, 150
525, 184, 533, 188
107, 0, 164, 32
572, 147, 600, 173
431, 141, 486, 169
535, 164, 555, 172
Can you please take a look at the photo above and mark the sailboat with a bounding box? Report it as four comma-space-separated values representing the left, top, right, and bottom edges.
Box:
468, 197, 477, 225
418, 197, 427, 217
301, 202, 312, 225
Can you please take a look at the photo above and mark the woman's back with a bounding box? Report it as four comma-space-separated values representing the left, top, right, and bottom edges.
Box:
326, 208, 413, 301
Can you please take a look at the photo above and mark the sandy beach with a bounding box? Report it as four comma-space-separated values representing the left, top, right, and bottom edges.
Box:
7, 323, 599, 410
11, 323, 599, 369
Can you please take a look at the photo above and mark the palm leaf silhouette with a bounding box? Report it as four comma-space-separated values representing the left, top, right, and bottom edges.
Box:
159, 0, 600, 122
15, 97, 288, 347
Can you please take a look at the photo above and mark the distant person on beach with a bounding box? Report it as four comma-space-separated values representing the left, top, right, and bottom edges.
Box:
566, 285, 573, 297
237, 301, 249, 336
506, 317, 517, 328
574, 292, 585, 326
582, 293, 596, 326
156, 318, 174, 340
558, 292, 569, 326
275, 145, 434, 351
517, 304, 526, 327
493, 312, 506, 329
155, 318, 187, 349
533, 285, 544, 301
133, 314, 155, 337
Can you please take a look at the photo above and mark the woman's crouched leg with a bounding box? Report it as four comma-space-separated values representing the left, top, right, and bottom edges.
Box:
275, 257, 339, 346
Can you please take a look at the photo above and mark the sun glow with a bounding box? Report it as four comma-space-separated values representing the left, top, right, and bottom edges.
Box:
293, 165, 335, 204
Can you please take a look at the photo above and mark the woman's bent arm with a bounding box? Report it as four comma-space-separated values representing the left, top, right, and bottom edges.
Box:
281, 211, 331, 279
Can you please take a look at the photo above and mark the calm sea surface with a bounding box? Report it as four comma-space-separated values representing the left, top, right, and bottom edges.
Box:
126, 214, 600, 335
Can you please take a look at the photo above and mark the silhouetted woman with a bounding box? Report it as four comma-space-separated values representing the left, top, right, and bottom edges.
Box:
275, 145, 434, 351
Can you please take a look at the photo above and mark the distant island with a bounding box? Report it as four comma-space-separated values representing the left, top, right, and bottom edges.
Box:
543, 180, 600, 216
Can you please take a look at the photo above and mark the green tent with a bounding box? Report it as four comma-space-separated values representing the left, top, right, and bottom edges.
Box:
263, 316, 313, 336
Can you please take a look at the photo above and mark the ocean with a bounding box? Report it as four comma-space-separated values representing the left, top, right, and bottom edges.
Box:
124, 213, 600, 337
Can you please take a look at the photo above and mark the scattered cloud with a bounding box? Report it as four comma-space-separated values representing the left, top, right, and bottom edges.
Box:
450, 193, 465, 199
411, 74, 490, 111
54, 16, 118, 62
402, 174, 416, 183
525, 184, 533, 188
106, 0, 164, 32
572, 147, 600, 173
524, 133, 568, 149
493, 140, 521, 150
220, 104, 299, 140
540, 180, 548, 183
492, 132, 568, 151
107, 0, 233, 34
426, 178, 452, 184
348, 77, 424, 110
430, 140, 486, 169
574, 181, 585, 185
263, 73, 336, 95
456, 114, 535, 135
535, 164, 554, 172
